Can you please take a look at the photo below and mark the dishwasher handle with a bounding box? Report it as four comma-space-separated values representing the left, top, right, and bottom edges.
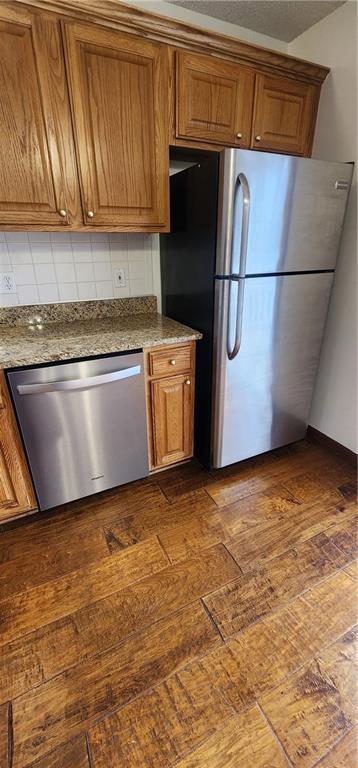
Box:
16, 365, 141, 395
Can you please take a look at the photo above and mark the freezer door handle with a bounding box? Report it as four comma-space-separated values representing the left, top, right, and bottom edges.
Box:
235, 173, 250, 278
227, 173, 250, 360
16, 365, 141, 395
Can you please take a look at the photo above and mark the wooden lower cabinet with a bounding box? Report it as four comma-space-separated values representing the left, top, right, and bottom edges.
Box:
151, 375, 194, 468
145, 343, 195, 470
0, 372, 37, 522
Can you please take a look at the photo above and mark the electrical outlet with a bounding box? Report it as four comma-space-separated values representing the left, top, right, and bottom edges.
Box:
113, 267, 127, 288
0, 272, 16, 293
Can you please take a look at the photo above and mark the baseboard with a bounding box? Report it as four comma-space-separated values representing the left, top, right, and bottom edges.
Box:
307, 425, 358, 469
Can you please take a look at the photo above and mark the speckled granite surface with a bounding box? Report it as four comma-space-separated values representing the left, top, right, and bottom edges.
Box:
0, 313, 202, 369
0, 296, 157, 326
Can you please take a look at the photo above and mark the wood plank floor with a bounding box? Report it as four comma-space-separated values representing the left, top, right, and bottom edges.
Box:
0, 439, 356, 768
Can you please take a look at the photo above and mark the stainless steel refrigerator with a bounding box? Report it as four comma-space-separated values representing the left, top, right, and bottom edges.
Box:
161, 147, 353, 469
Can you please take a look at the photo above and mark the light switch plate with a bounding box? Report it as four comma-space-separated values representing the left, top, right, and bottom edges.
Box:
0, 272, 16, 293
113, 267, 127, 288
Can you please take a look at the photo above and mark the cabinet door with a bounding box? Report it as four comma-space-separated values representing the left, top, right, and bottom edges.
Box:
0, 373, 36, 522
151, 375, 193, 468
176, 51, 255, 147
62, 21, 169, 230
0, 5, 80, 227
252, 74, 319, 156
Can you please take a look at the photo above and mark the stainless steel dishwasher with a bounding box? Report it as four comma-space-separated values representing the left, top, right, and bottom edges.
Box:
7, 352, 149, 511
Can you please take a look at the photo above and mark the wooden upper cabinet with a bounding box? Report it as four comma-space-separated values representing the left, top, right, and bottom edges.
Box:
176, 51, 255, 147
0, 372, 36, 522
62, 22, 169, 230
0, 3, 325, 231
0, 5, 81, 228
251, 74, 319, 156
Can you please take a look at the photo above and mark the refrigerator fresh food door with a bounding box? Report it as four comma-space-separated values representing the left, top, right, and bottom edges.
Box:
215, 148, 353, 276
211, 272, 334, 468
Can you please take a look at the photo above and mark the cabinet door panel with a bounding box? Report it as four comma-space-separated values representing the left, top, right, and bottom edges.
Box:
176, 51, 254, 147
0, 446, 17, 509
0, 7, 80, 227
252, 74, 319, 156
0, 373, 36, 522
151, 375, 193, 468
63, 22, 169, 229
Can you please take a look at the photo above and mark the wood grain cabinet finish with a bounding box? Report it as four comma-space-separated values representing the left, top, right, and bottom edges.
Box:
0, 372, 37, 522
145, 342, 195, 470
62, 21, 170, 231
251, 73, 319, 156
0, 2, 327, 233
151, 375, 194, 468
176, 51, 255, 147
0, 5, 81, 228
148, 345, 194, 378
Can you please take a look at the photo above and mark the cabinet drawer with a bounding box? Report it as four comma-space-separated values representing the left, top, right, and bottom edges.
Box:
148, 344, 193, 377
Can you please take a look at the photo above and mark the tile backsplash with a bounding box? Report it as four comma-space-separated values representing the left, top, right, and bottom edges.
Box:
0, 231, 161, 307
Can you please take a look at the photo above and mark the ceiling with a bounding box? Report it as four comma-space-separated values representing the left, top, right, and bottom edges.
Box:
164, 0, 347, 42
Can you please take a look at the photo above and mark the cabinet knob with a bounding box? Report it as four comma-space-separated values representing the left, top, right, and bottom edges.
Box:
170, 359, 176, 365
87, 210, 95, 218
58, 209, 67, 218
255, 135, 262, 142
185, 379, 191, 385
236, 132, 243, 139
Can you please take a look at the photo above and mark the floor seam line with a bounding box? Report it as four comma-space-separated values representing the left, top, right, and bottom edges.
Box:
309, 723, 358, 766
85, 730, 94, 768
219, 557, 357, 642
256, 701, 294, 767
155, 533, 172, 564
200, 597, 226, 643
7, 700, 13, 768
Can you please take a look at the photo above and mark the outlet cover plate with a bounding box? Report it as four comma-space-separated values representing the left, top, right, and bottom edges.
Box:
113, 267, 127, 288
0, 272, 16, 293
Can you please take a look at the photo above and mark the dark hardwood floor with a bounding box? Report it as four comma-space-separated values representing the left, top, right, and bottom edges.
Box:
0, 439, 357, 767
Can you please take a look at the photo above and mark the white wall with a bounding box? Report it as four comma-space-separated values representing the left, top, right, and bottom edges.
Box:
125, 0, 288, 52
290, 1, 357, 452
0, 232, 161, 306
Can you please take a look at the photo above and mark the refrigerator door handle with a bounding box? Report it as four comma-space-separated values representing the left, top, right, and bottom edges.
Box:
227, 173, 250, 360
235, 173, 250, 278
227, 279, 245, 360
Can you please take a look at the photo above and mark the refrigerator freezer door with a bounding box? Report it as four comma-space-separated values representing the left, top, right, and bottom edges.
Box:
211, 272, 334, 468
216, 148, 353, 276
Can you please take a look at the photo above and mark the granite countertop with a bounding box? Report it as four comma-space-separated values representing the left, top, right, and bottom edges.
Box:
0, 312, 202, 369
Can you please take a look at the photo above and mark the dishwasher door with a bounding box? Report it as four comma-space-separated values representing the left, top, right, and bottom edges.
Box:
7, 352, 149, 511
